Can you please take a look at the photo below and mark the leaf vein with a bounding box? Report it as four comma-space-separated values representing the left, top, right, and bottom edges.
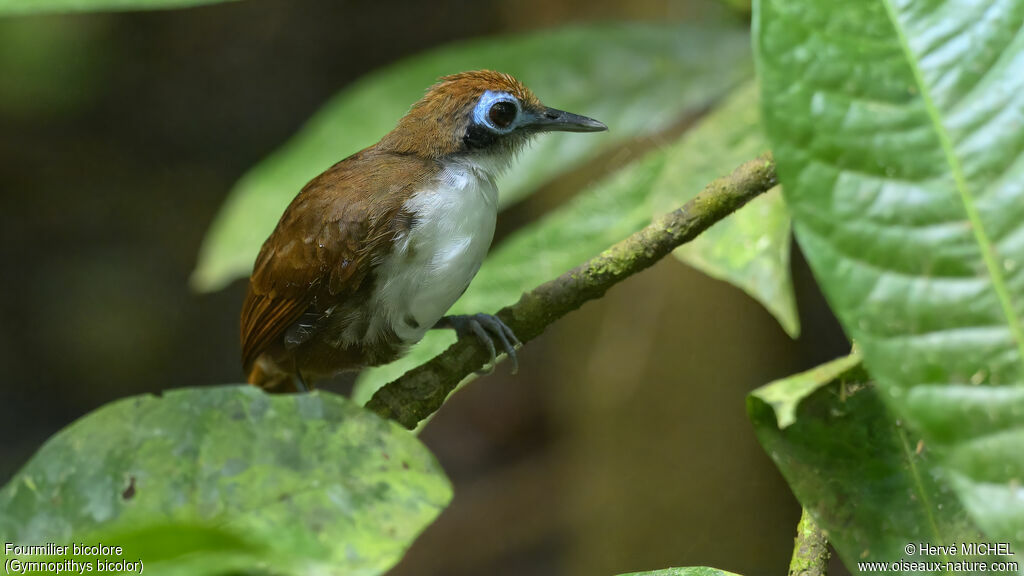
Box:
880, 0, 1024, 371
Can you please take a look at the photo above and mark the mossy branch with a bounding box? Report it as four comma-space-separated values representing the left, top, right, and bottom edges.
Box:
789, 509, 830, 576
366, 153, 777, 429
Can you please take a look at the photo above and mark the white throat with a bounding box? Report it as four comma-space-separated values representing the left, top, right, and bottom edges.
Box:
462, 151, 513, 179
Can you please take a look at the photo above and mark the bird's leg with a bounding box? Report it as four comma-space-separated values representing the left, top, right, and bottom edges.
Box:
293, 366, 310, 393
434, 314, 521, 375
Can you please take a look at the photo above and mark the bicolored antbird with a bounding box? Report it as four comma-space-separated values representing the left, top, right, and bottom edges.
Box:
241, 70, 607, 391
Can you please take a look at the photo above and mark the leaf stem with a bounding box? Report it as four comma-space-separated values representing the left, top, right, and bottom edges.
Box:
789, 508, 830, 576
366, 153, 778, 429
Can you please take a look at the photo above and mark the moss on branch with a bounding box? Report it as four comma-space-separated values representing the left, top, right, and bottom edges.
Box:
366, 153, 777, 429
789, 509, 830, 576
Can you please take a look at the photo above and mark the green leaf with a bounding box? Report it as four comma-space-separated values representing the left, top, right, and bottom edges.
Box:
617, 568, 741, 576
756, 0, 1024, 547
191, 21, 753, 292
650, 81, 796, 337
752, 352, 861, 429
0, 0, 238, 15
83, 524, 265, 576
0, 385, 452, 576
352, 83, 797, 405
748, 355, 1012, 572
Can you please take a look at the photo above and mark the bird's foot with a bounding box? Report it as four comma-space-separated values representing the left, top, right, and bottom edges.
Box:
293, 368, 310, 393
440, 314, 521, 375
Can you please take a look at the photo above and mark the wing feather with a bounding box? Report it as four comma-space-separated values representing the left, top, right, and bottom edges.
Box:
239, 149, 436, 373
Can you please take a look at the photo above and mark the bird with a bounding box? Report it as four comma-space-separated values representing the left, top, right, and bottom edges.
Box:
241, 70, 607, 392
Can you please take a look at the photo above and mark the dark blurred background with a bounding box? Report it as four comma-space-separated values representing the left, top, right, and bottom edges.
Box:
0, 1, 851, 574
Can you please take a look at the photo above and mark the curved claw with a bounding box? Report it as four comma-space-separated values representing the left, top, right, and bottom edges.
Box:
443, 313, 521, 375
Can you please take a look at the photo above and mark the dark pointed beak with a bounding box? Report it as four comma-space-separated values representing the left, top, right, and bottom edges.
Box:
527, 106, 608, 133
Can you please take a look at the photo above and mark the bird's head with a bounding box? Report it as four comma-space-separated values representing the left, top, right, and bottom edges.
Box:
378, 70, 607, 170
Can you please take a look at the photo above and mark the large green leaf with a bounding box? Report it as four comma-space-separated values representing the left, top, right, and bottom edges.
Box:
651, 81, 796, 337
617, 568, 741, 576
191, 21, 753, 291
352, 86, 794, 407
756, 0, 1024, 548
0, 386, 452, 576
0, 0, 238, 15
749, 355, 1016, 573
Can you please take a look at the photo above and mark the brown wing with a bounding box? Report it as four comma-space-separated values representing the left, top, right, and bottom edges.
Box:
240, 149, 437, 373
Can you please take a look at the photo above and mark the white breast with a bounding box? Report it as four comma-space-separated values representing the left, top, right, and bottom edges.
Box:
368, 159, 499, 343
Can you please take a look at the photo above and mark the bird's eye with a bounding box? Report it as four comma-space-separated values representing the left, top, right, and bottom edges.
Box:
488, 101, 517, 129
